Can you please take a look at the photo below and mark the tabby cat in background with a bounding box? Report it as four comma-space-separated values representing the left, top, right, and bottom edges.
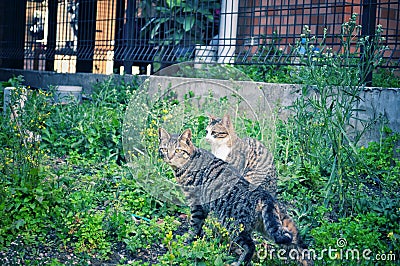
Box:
159, 128, 293, 266
206, 114, 312, 265
205, 114, 277, 195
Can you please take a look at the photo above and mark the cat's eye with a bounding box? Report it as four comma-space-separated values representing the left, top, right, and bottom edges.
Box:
175, 148, 184, 153
159, 148, 167, 153
212, 131, 228, 138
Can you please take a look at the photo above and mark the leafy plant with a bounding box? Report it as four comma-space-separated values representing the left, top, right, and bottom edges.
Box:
235, 64, 299, 84
310, 212, 397, 264
0, 77, 67, 248
41, 76, 138, 163
288, 14, 388, 214
372, 67, 400, 88
159, 217, 234, 265
67, 211, 112, 258
141, 0, 220, 46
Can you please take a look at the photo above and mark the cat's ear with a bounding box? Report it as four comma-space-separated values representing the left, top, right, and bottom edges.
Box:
208, 114, 216, 122
179, 129, 194, 152
159, 128, 170, 142
222, 114, 233, 129
179, 128, 192, 142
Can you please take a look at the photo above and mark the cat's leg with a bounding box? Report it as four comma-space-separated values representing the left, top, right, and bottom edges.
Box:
186, 204, 207, 244
262, 201, 293, 244
232, 231, 255, 266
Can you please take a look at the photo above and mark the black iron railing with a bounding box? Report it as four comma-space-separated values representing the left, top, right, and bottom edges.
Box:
0, 0, 399, 74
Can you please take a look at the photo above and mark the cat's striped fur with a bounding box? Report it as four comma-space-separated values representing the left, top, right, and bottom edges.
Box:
206, 115, 312, 266
159, 128, 293, 266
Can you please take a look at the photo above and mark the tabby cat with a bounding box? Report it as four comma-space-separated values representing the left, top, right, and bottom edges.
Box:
158, 128, 293, 266
205, 114, 277, 195
206, 114, 312, 265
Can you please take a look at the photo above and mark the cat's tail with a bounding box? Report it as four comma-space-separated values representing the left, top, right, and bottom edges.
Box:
277, 203, 314, 266
260, 200, 293, 245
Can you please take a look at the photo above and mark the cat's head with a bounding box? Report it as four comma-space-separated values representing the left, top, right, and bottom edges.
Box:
158, 128, 195, 169
205, 114, 236, 147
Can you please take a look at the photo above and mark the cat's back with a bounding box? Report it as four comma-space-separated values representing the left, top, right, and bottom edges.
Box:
243, 137, 274, 166
228, 137, 277, 195
178, 148, 243, 204
228, 137, 274, 171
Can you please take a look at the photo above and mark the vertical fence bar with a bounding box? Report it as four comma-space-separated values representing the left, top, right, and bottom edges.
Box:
77, 0, 97, 73
46, 0, 58, 71
113, 0, 125, 73
361, 0, 377, 85
122, 0, 136, 74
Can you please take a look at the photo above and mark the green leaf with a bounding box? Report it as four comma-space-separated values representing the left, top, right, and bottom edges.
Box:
183, 16, 195, 32
30, 167, 39, 177
183, 6, 195, 12
175, 17, 185, 24
173, 32, 184, 44
36, 196, 44, 203
150, 18, 170, 39
214, 255, 224, 266
154, 6, 170, 13
205, 14, 214, 22
166, 0, 182, 8
197, 8, 211, 16
15, 219, 25, 229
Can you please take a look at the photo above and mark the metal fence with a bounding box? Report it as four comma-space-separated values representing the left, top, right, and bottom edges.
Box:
0, 0, 399, 75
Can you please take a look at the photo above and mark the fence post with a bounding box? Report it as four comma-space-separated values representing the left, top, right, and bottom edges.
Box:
113, 0, 126, 73
361, 0, 377, 86
76, 0, 98, 73
45, 0, 58, 71
0, 1, 26, 69
122, 0, 136, 74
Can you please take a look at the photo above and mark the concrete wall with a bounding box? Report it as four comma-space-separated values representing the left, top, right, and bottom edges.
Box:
1, 68, 399, 145
0, 68, 121, 93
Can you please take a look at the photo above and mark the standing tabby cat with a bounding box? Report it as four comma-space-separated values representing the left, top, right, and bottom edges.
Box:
205, 114, 277, 195
206, 114, 312, 265
159, 128, 293, 265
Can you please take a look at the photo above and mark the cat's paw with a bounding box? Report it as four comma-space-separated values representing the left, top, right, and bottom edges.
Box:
274, 228, 293, 244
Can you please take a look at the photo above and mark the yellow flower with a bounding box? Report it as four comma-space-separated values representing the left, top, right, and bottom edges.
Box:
335, 252, 341, 259
387, 232, 394, 238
